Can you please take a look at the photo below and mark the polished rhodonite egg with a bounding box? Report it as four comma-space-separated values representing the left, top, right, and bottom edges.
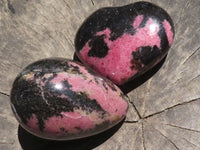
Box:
10, 58, 128, 140
75, 1, 175, 85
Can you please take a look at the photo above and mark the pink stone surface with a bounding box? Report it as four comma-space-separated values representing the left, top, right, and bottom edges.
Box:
11, 58, 128, 140
79, 18, 162, 85
50, 71, 128, 119
44, 112, 95, 134
27, 114, 39, 131
75, 2, 175, 85
133, 15, 144, 29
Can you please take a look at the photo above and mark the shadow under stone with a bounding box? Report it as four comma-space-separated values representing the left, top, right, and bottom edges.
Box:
73, 52, 81, 62
73, 52, 167, 94
18, 119, 124, 150
119, 56, 167, 94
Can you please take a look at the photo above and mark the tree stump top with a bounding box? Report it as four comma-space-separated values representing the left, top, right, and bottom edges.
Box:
0, 0, 200, 149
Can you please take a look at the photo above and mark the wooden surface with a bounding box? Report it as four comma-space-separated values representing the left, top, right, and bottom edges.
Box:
0, 0, 200, 150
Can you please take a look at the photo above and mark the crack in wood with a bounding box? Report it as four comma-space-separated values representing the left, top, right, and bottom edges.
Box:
165, 123, 200, 133
189, 74, 200, 83
142, 122, 146, 150
0, 142, 14, 145
183, 137, 200, 149
185, 0, 191, 8
63, 0, 73, 11
171, 76, 183, 86
91, 0, 95, 6
144, 97, 200, 119
142, 78, 152, 117
0, 91, 9, 97
128, 98, 142, 119
182, 46, 200, 65
125, 97, 200, 124
153, 126, 180, 150
7, 0, 15, 14
124, 120, 139, 124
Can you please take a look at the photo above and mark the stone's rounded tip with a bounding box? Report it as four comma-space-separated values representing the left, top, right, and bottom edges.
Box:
10, 58, 128, 140
75, 1, 175, 85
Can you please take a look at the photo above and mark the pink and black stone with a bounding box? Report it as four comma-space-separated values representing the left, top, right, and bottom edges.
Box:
10, 58, 128, 140
75, 1, 175, 85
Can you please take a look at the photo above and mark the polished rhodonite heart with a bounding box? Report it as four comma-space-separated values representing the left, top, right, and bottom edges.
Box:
75, 1, 175, 85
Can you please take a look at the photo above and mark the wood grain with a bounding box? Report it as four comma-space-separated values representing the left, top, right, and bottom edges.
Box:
0, 0, 199, 149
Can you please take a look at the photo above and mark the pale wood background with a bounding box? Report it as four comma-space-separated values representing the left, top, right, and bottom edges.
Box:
0, 0, 200, 150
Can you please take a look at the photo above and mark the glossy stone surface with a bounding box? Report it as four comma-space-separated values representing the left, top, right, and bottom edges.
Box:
75, 1, 175, 85
10, 58, 128, 140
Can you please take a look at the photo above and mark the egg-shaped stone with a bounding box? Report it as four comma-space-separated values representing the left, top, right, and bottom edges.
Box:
10, 58, 128, 140
75, 1, 175, 85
